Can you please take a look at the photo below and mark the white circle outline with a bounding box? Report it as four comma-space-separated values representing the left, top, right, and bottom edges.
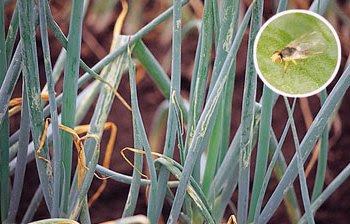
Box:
253, 9, 341, 98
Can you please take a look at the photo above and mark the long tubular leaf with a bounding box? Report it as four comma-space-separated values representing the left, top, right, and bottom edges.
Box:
309, 0, 330, 14
68, 36, 129, 217
3, 1, 188, 140
0, 43, 21, 125
60, 0, 85, 214
201, 99, 269, 200
128, 48, 158, 223
9, 0, 189, 162
132, 40, 188, 122
8, 80, 105, 176
133, 41, 171, 99
212, 169, 238, 222
207, 0, 238, 94
268, 131, 301, 223
184, 0, 213, 184
45, 0, 189, 94
5, 1, 18, 62
1, 5, 39, 126
248, 0, 288, 220
184, 30, 201, 149
154, 0, 183, 220
309, 2, 330, 201
248, 87, 273, 222
211, 0, 219, 45
256, 1, 342, 221
42, 49, 66, 93
277, 0, 288, 12
167, 4, 254, 223
160, 155, 211, 218
202, 105, 223, 195
311, 91, 328, 201
44, 12, 188, 120
0, 0, 9, 221
298, 162, 350, 224
186, 0, 213, 146
122, 58, 144, 217
237, 2, 263, 223
211, 104, 299, 223
26, 0, 189, 128
202, 0, 239, 196
122, 121, 143, 217
211, 98, 299, 224
165, 188, 192, 223
149, 101, 169, 151
22, 186, 43, 223
186, 6, 208, 192
0, 0, 7, 74
74, 81, 102, 125
212, 103, 261, 222
18, 0, 53, 212
258, 66, 350, 224
9, 133, 19, 148
7, 82, 31, 223
42, 0, 90, 94
214, 0, 240, 165
284, 97, 315, 224
96, 165, 179, 187
79, 199, 91, 224
68, 139, 99, 220
155, 158, 215, 224
9, 142, 19, 161
8, 82, 99, 186
0, 78, 9, 219
38, 0, 61, 217
10, 77, 108, 178
253, 101, 295, 222
8, 14, 101, 147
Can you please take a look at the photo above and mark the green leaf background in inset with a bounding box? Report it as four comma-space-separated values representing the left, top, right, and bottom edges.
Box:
256, 12, 338, 95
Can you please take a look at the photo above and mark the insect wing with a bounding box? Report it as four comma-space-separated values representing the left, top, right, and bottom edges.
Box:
287, 31, 326, 56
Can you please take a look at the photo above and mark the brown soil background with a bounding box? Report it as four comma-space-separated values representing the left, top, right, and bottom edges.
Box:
4, 0, 350, 223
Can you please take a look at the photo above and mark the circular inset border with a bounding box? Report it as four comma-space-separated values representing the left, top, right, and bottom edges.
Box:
253, 9, 341, 98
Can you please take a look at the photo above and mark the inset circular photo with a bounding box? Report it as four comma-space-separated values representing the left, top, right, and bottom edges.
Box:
254, 10, 341, 97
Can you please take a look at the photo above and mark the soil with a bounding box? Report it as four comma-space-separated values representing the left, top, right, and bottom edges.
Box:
4, 0, 350, 223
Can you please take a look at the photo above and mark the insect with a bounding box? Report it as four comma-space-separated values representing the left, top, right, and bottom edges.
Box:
271, 31, 326, 71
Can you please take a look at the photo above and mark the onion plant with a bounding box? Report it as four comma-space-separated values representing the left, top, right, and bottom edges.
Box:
1, 0, 349, 223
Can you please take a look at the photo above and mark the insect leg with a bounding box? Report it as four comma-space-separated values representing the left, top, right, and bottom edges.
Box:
292, 59, 297, 65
